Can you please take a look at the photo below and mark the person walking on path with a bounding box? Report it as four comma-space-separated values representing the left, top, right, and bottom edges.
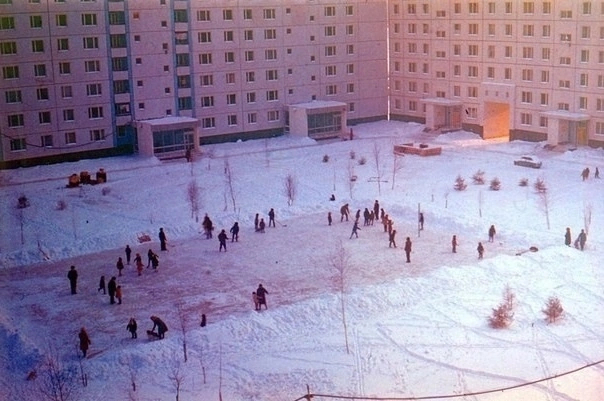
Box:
98, 275, 106, 294
477, 242, 484, 259
147, 249, 154, 268
125, 245, 132, 265
327, 212, 332, 226
126, 318, 138, 339
488, 225, 496, 243
576, 229, 587, 251
150, 252, 159, 271
389, 229, 397, 248
564, 228, 572, 247
254, 213, 260, 231
158, 228, 167, 251
116, 285, 123, 305
134, 253, 143, 276
452, 235, 458, 253
350, 220, 361, 239
150, 316, 168, 339
218, 229, 229, 252
419, 213, 424, 230
202, 214, 214, 239
108, 276, 117, 304
256, 284, 269, 310
595, 167, 600, 179
116, 257, 124, 277
340, 203, 350, 222
78, 327, 91, 358
373, 200, 380, 224
268, 208, 276, 227
404, 237, 412, 263
230, 222, 240, 242
67, 265, 78, 295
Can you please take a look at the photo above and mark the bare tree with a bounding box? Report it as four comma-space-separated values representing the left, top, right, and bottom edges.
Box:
283, 173, 297, 206
391, 153, 404, 190
34, 346, 79, 401
347, 161, 357, 199
176, 302, 189, 363
444, 191, 450, 209
186, 180, 201, 222
205, 147, 215, 170
223, 159, 237, 212
329, 240, 351, 354
535, 183, 551, 230
583, 202, 592, 235
372, 142, 384, 195
168, 354, 185, 401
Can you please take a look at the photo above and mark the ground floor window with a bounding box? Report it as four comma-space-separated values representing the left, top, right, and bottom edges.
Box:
307, 112, 342, 137
153, 128, 194, 154
10, 137, 26, 151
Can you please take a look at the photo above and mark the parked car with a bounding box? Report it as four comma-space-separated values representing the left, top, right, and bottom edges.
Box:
514, 155, 542, 169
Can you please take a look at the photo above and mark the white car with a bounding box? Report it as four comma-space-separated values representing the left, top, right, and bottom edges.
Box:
514, 155, 542, 169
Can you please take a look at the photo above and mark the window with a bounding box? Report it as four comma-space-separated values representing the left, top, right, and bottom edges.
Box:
243, 9, 252, 19
581, 26, 591, 39
453, 65, 461, 76
560, 10, 572, 18
225, 73, 235, 84
579, 97, 588, 110
559, 57, 571, 65
10, 138, 26, 151
326, 85, 337, 95
599, 75, 604, 88
178, 97, 192, 110
325, 26, 336, 36
81, 13, 97, 26
199, 53, 212, 64
174, 9, 188, 23
62, 109, 74, 121
39, 111, 51, 124
467, 87, 478, 98
581, 50, 589, 62
436, 71, 446, 79
542, 48, 550, 60
37, 87, 49, 100
346, 5, 354, 15
559, 80, 571, 88
34, 64, 46, 77
324, 6, 335, 16
223, 9, 233, 20
505, 24, 512, 36
65, 132, 76, 144
542, 2, 551, 14
523, 2, 534, 13
61, 85, 72, 98
226, 93, 236, 105
582, 1, 592, 14
264, 29, 276, 40
265, 49, 277, 60
600, 51, 604, 64
111, 57, 128, 71
266, 69, 278, 80
487, 67, 495, 78
505, 2, 513, 13
347, 44, 354, 55
264, 8, 276, 19
453, 44, 461, 56
85, 60, 100, 72
346, 83, 354, 93
596, 122, 604, 135
176, 53, 189, 66
520, 113, 532, 125
201, 96, 214, 107
90, 129, 105, 141
202, 117, 215, 129
5, 90, 21, 103
522, 47, 533, 59
244, 30, 253, 41
114, 103, 130, 115
522, 69, 533, 81
521, 91, 532, 103
246, 92, 256, 103
109, 11, 125, 25
246, 71, 255, 82
468, 2, 479, 13
523, 25, 534, 37
504, 68, 512, 79
541, 70, 550, 83
487, 45, 495, 58
113, 80, 130, 93
198, 32, 212, 43
469, 24, 478, 35
266, 90, 278, 101
175, 32, 188, 45
560, 33, 571, 42
0, 16, 15, 30
224, 52, 234, 63
8, 114, 24, 127
558, 103, 570, 111
540, 93, 549, 106
468, 66, 478, 77
227, 115, 237, 126
88, 106, 104, 119
32, 40, 45, 53
468, 45, 478, 56
30, 15, 43, 28
0, 41, 16, 55
267, 110, 279, 121
597, 99, 604, 111
3, 65, 19, 79
224, 30, 234, 41
83, 37, 99, 49
86, 83, 102, 96
542, 25, 551, 37
197, 10, 210, 21
325, 45, 336, 56
110, 34, 127, 48
436, 30, 445, 38
245, 50, 254, 61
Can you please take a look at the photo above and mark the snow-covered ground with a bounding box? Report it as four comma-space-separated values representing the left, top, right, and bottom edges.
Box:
0, 121, 603, 401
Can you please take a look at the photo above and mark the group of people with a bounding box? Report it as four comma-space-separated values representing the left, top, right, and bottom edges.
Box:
565, 227, 588, 250
254, 208, 276, 233
581, 166, 600, 181
252, 284, 269, 311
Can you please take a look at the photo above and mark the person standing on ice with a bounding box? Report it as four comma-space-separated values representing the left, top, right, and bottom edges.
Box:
419, 212, 424, 230
340, 203, 350, 222
327, 211, 333, 226
230, 222, 240, 242
350, 220, 361, 239
125, 244, 132, 265
134, 253, 143, 276
373, 200, 380, 224
98, 275, 106, 294
576, 229, 587, 251
78, 327, 91, 358
108, 276, 117, 304
116, 257, 124, 277
363, 208, 371, 226
404, 237, 412, 263
254, 213, 260, 231
202, 214, 214, 239
218, 229, 229, 252
256, 284, 269, 310
564, 228, 572, 247
268, 208, 276, 227
389, 229, 397, 248
67, 265, 78, 295
488, 225, 496, 243
158, 228, 167, 251
477, 242, 484, 259
116, 285, 123, 305
451, 235, 458, 253
126, 318, 138, 339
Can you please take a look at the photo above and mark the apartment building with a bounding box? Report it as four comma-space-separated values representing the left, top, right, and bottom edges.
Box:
390, 0, 604, 148
0, 0, 388, 167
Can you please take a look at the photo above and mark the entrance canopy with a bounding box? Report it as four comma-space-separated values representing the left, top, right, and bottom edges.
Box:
288, 100, 348, 139
134, 117, 200, 157
540, 111, 590, 146
421, 98, 463, 132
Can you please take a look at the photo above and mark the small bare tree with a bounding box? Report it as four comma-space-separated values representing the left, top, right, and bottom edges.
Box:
168, 354, 185, 401
391, 153, 404, 190
176, 302, 189, 362
205, 147, 215, 170
347, 161, 357, 199
542, 296, 564, 324
35, 346, 79, 401
223, 159, 237, 212
488, 285, 516, 329
186, 180, 201, 222
372, 142, 384, 195
472, 170, 485, 185
329, 240, 351, 354
283, 173, 297, 206
583, 202, 592, 235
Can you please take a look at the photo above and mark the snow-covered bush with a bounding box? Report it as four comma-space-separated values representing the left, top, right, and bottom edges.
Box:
518, 178, 529, 187
454, 175, 467, 191
542, 296, 564, 324
534, 178, 547, 193
472, 170, 485, 185
322, 154, 330, 163
490, 177, 501, 191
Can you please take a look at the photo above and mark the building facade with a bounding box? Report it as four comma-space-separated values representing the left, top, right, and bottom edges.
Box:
389, 0, 604, 148
0, 0, 388, 167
